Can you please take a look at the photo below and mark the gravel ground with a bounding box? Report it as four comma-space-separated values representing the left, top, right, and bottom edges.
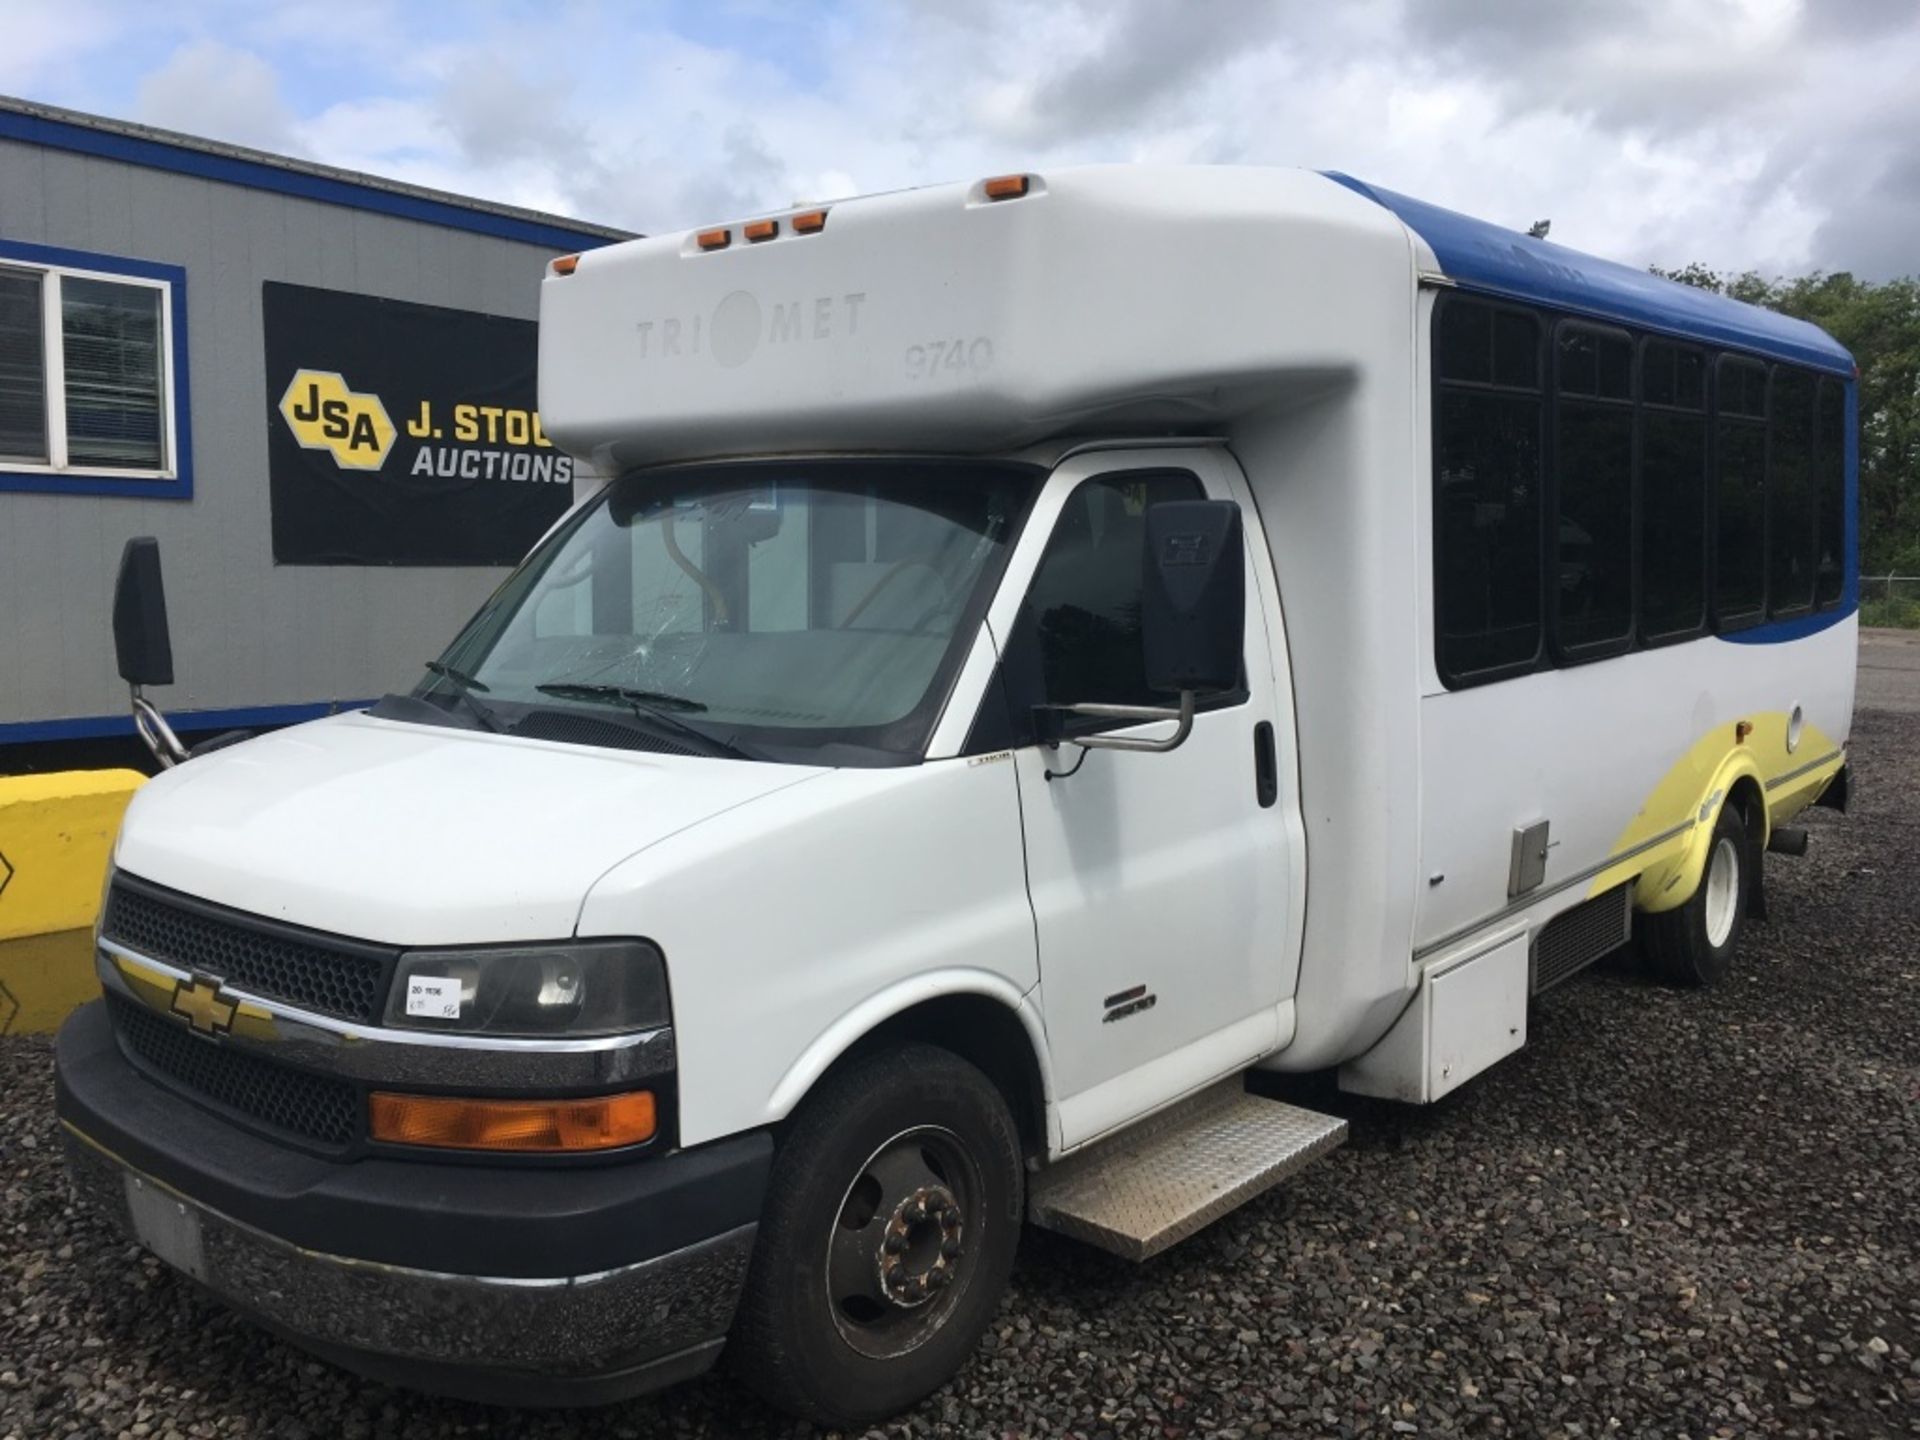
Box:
3, 711, 1916, 1440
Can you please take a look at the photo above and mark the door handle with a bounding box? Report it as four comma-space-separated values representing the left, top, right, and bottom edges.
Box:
1253, 721, 1278, 808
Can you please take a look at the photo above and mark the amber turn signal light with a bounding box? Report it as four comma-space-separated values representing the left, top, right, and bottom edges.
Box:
983, 174, 1030, 201
696, 227, 731, 251
370, 1090, 657, 1152
550, 254, 580, 275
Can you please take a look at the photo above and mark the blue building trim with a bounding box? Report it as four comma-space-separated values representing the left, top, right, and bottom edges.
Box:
0, 698, 375, 746
1327, 173, 1856, 377
0, 107, 617, 252
0, 238, 194, 500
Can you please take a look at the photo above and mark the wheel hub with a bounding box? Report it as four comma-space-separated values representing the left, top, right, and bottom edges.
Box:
876, 1183, 964, 1307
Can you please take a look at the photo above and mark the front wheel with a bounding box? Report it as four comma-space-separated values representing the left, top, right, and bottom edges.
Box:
1641, 800, 1752, 986
730, 1042, 1025, 1425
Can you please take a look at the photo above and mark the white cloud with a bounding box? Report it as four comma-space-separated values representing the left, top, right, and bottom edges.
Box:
10, 0, 1920, 278
135, 39, 302, 156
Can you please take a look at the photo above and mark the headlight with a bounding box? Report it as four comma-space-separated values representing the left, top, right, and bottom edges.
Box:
383, 940, 669, 1038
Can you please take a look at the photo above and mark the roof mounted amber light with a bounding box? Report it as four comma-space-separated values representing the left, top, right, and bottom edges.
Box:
696, 227, 732, 251
791, 208, 828, 234
370, 1090, 657, 1152
550, 254, 579, 275
743, 219, 779, 243
983, 174, 1031, 201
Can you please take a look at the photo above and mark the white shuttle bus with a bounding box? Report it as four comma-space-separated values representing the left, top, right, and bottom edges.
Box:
58, 166, 1857, 1423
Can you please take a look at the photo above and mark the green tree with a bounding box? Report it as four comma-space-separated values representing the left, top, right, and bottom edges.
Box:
1652, 265, 1920, 576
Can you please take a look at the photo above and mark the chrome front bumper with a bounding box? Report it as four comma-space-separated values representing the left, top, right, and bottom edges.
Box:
63, 1124, 755, 1405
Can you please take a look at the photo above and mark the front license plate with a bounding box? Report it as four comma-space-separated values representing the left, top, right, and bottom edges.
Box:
124, 1174, 207, 1281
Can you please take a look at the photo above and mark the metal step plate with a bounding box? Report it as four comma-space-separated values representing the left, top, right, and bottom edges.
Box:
1028, 1079, 1348, 1260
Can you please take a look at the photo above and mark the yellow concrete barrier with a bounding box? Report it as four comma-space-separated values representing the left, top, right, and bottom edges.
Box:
0, 769, 145, 1034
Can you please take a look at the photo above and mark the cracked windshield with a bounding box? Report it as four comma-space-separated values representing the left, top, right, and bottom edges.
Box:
414, 462, 1036, 761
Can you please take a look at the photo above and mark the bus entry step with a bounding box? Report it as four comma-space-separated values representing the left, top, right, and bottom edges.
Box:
1027, 1079, 1347, 1260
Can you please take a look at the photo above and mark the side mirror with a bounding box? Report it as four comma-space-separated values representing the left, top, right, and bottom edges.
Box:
113, 537, 175, 687
1035, 498, 1246, 769
113, 538, 190, 768
1142, 500, 1245, 695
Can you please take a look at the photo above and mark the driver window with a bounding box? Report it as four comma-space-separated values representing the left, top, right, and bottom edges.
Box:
1016, 471, 1208, 713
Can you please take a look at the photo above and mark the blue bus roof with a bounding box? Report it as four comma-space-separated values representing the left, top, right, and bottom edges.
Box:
1326, 173, 1853, 377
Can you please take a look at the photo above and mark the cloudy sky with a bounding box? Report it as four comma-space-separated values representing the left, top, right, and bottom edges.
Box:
5, 0, 1917, 279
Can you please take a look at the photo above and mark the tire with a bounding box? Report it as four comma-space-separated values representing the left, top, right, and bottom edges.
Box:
730, 1042, 1025, 1425
1641, 800, 1751, 986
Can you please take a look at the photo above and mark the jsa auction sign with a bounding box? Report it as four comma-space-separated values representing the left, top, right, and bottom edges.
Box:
264, 282, 575, 566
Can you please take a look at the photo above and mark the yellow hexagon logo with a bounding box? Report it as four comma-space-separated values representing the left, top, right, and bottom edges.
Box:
278, 369, 396, 471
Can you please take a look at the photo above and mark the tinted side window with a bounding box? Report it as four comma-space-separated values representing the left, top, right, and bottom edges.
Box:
1434, 296, 1543, 682
1714, 356, 1768, 626
1814, 376, 1846, 610
1640, 340, 1708, 641
1021, 472, 1208, 712
1553, 324, 1635, 656
1767, 367, 1818, 616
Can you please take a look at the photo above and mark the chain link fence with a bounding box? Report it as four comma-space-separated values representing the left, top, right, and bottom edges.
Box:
1861, 573, 1920, 627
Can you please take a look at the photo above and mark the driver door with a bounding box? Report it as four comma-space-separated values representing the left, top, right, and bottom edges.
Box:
990, 450, 1300, 1150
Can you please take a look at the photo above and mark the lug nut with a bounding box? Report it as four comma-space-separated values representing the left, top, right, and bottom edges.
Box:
941, 1236, 963, 1258
884, 1233, 907, 1254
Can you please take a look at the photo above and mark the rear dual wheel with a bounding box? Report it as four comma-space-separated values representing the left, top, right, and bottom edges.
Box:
730, 1042, 1024, 1426
1641, 801, 1753, 986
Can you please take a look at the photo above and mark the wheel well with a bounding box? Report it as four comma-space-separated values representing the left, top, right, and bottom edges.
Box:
1727, 774, 1767, 840
828, 996, 1048, 1160
1727, 773, 1768, 918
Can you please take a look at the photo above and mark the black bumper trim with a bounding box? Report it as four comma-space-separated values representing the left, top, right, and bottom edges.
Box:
56, 999, 771, 1279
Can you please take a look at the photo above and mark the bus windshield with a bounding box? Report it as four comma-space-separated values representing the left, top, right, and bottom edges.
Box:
394, 460, 1038, 764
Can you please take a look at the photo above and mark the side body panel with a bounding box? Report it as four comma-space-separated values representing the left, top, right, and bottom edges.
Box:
576, 758, 1040, 1150
1408, 279, 1859, 963
1230, 249, 1428, 1072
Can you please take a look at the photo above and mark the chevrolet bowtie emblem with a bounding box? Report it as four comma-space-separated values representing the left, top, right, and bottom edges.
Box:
171, 975, 238, 1036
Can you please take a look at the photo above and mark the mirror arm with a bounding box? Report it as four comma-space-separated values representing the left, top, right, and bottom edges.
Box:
131, 685, 190, 769
1047, 690, 1195, 756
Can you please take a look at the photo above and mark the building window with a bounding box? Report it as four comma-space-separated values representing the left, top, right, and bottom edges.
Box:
1713, 355, 1768, 628
1433, 295, 1544, 683
1552, 322, 1635, 658
1639, 339, 1708, 643
0, 241, 189, 498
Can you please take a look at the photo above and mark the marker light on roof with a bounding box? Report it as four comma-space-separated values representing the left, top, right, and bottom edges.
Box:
982, 174, 1031, 201
791, 209, 828, 233
550, 254, 579, 275
744, 219, 779, 242
696, 227, 731, 251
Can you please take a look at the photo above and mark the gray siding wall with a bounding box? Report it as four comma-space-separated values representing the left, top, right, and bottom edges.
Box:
0, 138, 571, 731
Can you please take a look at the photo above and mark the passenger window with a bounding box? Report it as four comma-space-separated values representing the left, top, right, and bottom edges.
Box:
1640, 340, 1708, 642
1767, 367, 1818, 617
1434, 296, 1544, 683
1014, 471, 1219, 722
1713, 356, 1768, 627
1814, 377, 1846, 609
1553, 324, 1634, 656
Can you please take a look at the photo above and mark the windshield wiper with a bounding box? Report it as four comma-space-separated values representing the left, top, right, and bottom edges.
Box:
422, 660, 503, 732
533, 682, 754, 760
535, 681, 704, 712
